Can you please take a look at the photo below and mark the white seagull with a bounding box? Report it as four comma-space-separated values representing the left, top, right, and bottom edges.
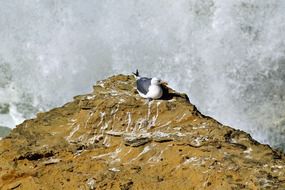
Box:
133, 70, 163, 100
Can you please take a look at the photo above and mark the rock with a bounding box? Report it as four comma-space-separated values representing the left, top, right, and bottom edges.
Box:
43, 158, 61, 165
123, 133, 152, 147
0, 74, 284, 189
86, 178, 96, 190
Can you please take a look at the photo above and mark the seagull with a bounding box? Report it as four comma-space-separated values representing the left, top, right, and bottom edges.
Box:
133, 70, 163, 100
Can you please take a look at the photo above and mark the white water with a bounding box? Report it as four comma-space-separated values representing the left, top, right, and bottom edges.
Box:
0, 0, 285, 149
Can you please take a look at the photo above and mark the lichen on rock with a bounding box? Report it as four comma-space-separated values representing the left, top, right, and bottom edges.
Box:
0, 74, 284, 189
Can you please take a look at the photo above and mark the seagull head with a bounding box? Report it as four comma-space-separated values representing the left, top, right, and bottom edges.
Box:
151, 77, 162, 85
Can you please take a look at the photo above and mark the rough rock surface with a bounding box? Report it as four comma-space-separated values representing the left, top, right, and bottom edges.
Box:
0, 75, 284, 190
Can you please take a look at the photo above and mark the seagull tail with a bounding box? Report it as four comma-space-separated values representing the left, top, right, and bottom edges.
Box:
132, 69, 140, 78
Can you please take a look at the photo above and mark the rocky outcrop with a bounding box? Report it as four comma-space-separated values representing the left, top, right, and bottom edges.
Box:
0, 75, 284, 190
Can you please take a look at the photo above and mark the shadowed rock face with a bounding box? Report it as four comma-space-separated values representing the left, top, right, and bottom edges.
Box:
0, 74, 284, 190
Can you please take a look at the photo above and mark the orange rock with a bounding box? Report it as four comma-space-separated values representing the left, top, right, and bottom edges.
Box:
0, 74, 284, 189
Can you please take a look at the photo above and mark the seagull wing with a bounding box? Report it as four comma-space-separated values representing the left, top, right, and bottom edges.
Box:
136, 77, 151, 95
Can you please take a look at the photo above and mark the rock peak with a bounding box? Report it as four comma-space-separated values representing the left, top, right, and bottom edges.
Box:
0, 74, 284, 189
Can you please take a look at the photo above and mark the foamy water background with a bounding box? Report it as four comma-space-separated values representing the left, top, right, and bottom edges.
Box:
0, 0, 285, 149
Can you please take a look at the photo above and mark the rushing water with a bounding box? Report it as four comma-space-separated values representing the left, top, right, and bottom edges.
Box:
0, 0, 285, 150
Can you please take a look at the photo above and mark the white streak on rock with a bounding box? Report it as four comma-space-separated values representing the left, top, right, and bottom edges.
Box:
177, 113, 186, 122
110, 147, 122, 163
147, 102, 160, 129
191, 136, 209, 146
92, 146, 122, 162
109, 168, 120, 172
183, 157, 200, 165
110, 90, 119, 96
43, 158, 61, 165
86, 178, 96, 190
119, 98, 126, 103
106, 131, 123, 136
174, 132, 186, 137
148, 146, 169, 163
65, 124, 80, 142
111, 105, 120, 115
157, 121, 172, 129
272, 165, 283, 169
97, 112, 105, 127
84, 112, 94, 128
86, 95, 96, 100
50, 132, 58, 136
126, 112, 132, 132
92, 152, 113, 160
152, 131, 170, 139
192, 125, 207, 130
243, 147, 253, 158
102, 136, 111, 147
173, 127, 181, 131
134, 118, 148, 132
122, 148, 133, 158
130, 145, 151, 162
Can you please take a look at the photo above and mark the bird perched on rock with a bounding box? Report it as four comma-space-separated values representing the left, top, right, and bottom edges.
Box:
133, 69, 163, 100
